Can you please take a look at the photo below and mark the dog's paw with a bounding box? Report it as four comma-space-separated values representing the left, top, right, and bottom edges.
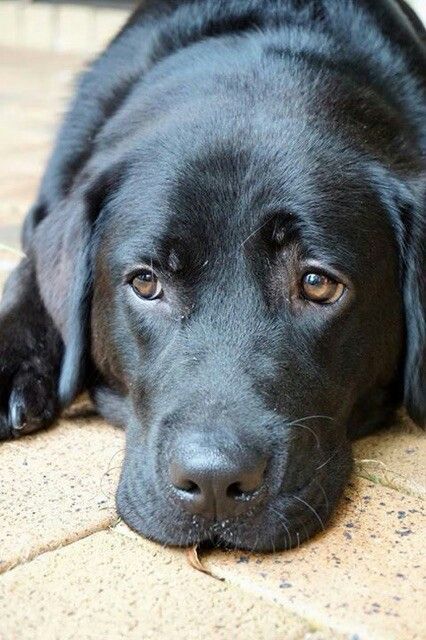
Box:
0, 327, 60, 440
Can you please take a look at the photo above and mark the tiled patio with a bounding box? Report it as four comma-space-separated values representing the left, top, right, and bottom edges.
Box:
0, 8, 425, 640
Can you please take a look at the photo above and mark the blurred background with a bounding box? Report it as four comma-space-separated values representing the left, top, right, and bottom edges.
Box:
0, 0, 425, 55
0, 0, 134, 54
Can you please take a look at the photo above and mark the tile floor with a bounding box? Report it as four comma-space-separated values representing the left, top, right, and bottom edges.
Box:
0, 12, 425, 640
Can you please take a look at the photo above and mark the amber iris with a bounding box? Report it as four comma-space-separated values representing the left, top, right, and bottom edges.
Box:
302, 272, 344, 304
131, 269, 163, 300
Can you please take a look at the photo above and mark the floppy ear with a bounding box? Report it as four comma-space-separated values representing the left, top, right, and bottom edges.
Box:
57, 215, 92, 407
369, 163, 425, 426
32, 185, 93, 407
401, 190, 425, 427
33, 165, 124, 408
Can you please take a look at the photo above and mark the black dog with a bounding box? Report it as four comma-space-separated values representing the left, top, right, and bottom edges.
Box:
0, 0, 424, 551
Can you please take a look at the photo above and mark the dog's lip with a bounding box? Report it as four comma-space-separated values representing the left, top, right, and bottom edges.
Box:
119, 448, 335, 549
118, 473, 328, 550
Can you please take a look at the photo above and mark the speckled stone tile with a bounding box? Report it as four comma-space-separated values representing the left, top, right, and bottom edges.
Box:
354, 417, 426, 499
203, 477, 425, 640
0, 524, 331, 640
0, 407, 124, 573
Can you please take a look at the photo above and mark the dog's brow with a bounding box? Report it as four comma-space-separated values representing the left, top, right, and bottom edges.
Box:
240, 211, 296, 249
240, 217, 272, 248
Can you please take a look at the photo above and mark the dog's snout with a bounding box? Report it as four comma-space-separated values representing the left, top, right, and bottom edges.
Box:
169, 444, 266, 520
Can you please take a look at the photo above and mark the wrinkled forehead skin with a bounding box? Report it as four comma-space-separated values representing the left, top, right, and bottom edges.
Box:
97, 114, 398, 291
92, 37, 411, 284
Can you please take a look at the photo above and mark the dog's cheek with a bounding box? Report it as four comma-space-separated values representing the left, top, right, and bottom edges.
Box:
90, 277, 128, 394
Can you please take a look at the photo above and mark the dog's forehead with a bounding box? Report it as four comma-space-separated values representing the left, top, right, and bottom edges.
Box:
102, 133, 393, 277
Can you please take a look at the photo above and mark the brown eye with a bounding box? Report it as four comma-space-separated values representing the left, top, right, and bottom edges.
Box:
131, 269, 163, 300
301, 272, 344, 304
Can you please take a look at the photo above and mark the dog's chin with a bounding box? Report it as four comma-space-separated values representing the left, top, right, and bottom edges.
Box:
115, 452, 352, 552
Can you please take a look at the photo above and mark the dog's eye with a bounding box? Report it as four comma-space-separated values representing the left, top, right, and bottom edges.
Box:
131, 269, 163, 300
301, 272, 344, 304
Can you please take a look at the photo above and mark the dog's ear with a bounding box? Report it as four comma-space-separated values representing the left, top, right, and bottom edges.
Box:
379, 166, 426, 428
400, 189, 425, 427
372, 164, 425, 427
33, 164, 124, 407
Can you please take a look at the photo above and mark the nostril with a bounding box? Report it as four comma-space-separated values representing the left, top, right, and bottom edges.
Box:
226, 479, 263, 501
226, 482, 245, 499
173, 479, 201, 495
169, 462, 203, 495
178, 480, 201, 496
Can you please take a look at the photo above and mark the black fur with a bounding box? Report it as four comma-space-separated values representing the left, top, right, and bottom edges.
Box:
1, 0, 424, 551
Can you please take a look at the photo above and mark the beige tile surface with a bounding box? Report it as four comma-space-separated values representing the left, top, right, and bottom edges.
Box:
0, 406, 124, 573
354, 419, 426, 499
0, 524, 330, 640
204, 478, 425, 640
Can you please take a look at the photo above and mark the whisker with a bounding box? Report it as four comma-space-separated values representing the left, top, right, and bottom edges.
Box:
286, 414, 334, 426
270, 506, 291, 550
239, 216, 272, 248
296, 531, 300, 550
286, 421, 321, 449
316, 442, 343, 471
290, 494, 325, 532
314, 480, 330, 517
252, 532, 260, 553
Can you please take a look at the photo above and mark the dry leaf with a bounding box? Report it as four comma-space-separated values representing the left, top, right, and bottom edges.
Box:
186, 545, 222, 579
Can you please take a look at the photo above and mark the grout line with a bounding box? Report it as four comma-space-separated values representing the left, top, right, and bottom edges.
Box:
0, 518, 335, 639
0, 515, 120, 577
108, 523, 332, 638
0, 466, 422, 579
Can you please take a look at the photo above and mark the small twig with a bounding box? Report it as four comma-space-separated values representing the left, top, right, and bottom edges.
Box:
0, 243, 26, 258
354, 458, 425, 498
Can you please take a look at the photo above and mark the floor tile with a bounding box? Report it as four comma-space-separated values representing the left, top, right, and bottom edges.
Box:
203, 478, 425, 640
0, 405, 124, 573
354, 418, 426, 499
0, 525, 328, 640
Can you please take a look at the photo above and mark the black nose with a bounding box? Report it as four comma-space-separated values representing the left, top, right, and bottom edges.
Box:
169, 445, 266, 520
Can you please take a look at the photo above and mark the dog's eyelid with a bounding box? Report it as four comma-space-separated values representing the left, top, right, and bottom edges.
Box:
124, 262, 162, 284
299, 260, 351, 289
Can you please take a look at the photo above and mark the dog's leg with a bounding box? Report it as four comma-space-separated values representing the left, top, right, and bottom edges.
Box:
0, 256, 63, 439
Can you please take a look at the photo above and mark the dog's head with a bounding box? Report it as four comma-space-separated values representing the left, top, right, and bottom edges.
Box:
35, 61, 425, 551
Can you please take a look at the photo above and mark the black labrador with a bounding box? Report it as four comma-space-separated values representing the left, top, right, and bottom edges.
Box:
0, 0, 424, 551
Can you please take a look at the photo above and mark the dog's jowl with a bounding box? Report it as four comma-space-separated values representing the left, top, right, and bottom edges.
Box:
0, 0, 424, 551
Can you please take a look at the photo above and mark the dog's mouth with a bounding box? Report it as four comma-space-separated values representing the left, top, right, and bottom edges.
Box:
116, 465, 342, 552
